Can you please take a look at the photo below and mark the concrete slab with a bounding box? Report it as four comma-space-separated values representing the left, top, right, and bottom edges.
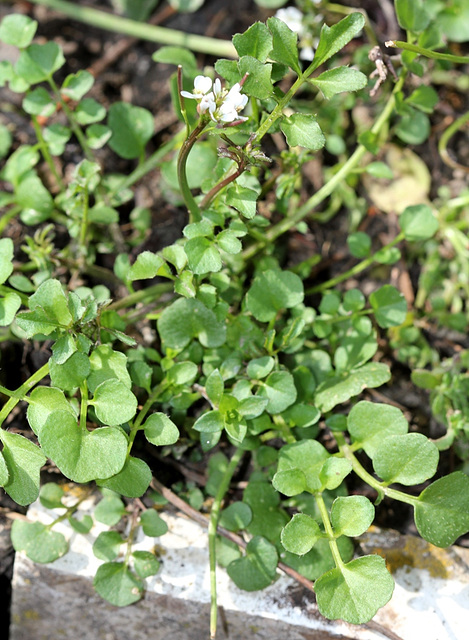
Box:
9, 498, 469, 640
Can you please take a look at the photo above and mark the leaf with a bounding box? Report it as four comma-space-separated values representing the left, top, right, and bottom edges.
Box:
219, 502, 252, 532
140, 509, 169, 537
311, 13, 366, 72
243, 480, 288, 540
247, 356, 275, 380
280, 114, 325, 151
108, 102, 154, 159
266, 16, 301, 74
193, 410, 225, 433
314, 363, 391, 413
281, 513, 322, 555
87, 345, 132, 394
11, 520, 68, 564
98, 456, 152, 498
91, 379, 138, 425
17, 278, 72, 338
39, 411, 128, 483
132, 550, 160, 579
49, 351, 90, 391
315, 555, 394, 624
128, 251, 167, 281
319, 458, 352, 491
373, 433, 439, 485
39, 482, 65, 509
347, 401, 408, 459
246, 269, 304, 322
93, 562, 144, 607
310, 66, 367, 99
143, 413, 180, 445
15, 42, 65, 84
27, 386, 75, 437
157, 298, 226, 350
0, 238, 14, 285
94, 494, 126, 526
75, 98, 106, 124
22, 87, 55, 117
0, 14, 37, 48
275, 440, 330, 494
227, 536, 278, 591
225, 184, 258, 219
1, 431, 46, 505
166, 361, 198, 386
395, 110, 430, 145
395, 0, 430, 32
0, 292, 21, 326
205, 369, 224, 406
369, 285, 407, 328
61, 69, 94, 100
152, 46, 197, 69
184, 237, 222, 275
414, 472, 469, 547
258, 370, 297, 414
399, 203, 439, 241
233, 22, 273, 62
238, 56, 273, 100
93, 531, 124, 561
330, 496, 375, 537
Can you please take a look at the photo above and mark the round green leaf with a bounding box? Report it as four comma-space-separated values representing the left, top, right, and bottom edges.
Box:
15, 42, 65, 84
143, 413, 180, 445
276, 440, 330, 494
0, 14, 37, 48
246, 269, 304, 322
315, 555, 394, 624
92, 379, 138, 425
11, 520, 68, 564
108, 102, 154, 159
94, 494, 126, 526
87, 345, 132, 394
347, 401, 408, 459
258, 370, 297, 414
219, 502, 252, 532
132, 550, 160, 579
272, 468, 307, 497
330, 496, 375, 537
319, 458, 352, 491
369, 285, 407, 328
157, 298, 226, 350
49, 351, 90, 391
98, 456, 152, 498
227, 536, 278, 591
27, 387, 75, 437
1, 431, 46, 506
40, 411, 128, 483
399, 204, 439, 241
414, 471, 469, 547
140, 509, 169, 537
93, 531, 124, 561
281, 513, 322, 555
373, 433, 439, 485
93, 562, 144, 607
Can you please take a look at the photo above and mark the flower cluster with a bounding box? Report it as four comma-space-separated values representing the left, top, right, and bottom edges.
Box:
181, 76, 249, 124
275, 6, 321, 62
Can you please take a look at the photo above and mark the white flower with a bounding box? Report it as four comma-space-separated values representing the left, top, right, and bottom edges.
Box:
214, 83, 249, 123
180, 75, 213, 100
275, 7, 304, 34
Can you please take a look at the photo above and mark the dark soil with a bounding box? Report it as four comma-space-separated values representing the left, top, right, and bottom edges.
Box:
1, 1, 469, 639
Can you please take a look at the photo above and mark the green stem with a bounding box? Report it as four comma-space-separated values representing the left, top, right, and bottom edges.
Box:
106, 282, 173, 312
126, 382, 167, 456
438, 110, 469, 172
26, 0, 237, 58
243, 72, 407, 260
47, 76, 95, 162
79, 185, 89, 258
315, 492, 344, 569
31, 116, 65, 191
307, 232, 405, 294
208, 447, 244, 640
79, 381, 88, 431
177, 121, 207, 222
386, 40, 469, 64
0, 363, 50, 430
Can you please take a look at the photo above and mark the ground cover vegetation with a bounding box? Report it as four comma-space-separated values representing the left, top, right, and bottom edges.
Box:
1, 0, 469, 637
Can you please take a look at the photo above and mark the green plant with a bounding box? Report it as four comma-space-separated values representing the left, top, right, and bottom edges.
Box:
1, 1, 469, 637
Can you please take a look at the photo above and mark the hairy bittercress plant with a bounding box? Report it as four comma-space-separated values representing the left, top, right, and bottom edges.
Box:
1, 1, 469, 636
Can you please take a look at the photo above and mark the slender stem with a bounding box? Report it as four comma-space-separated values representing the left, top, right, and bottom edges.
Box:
386, 40, 469, 64
48, 76, 95, 162
0, 363, 50, 430
177, 121, 207, 222
243, 72, 407, 260
31, 115, 65, 191
307, 232, 405, 294
315, 492, 344, 569
106, 282, 173, 311
26, 0, 237, 58
438, 110, 469, 173
79, 184, 89, 258
79, 381, 88, 431
199, 159, 247, 210
208, 447, 244, 640
126, 383, 167, 456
